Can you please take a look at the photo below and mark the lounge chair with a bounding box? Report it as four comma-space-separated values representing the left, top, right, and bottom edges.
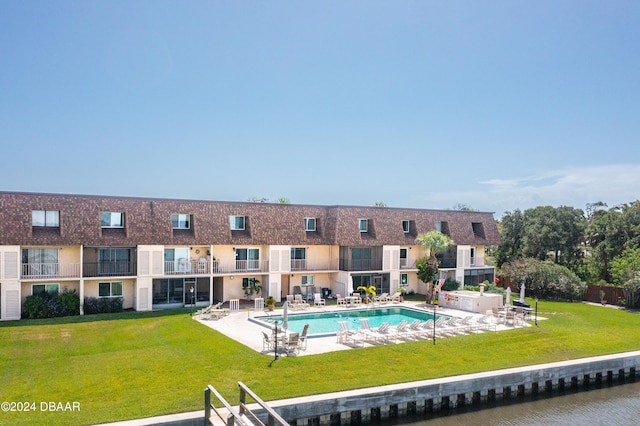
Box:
336, 294, 346, 306
373, 293, 390, 304
358, 318, 384, 344
391, 320, 413, 340
374, 322, 396, 343
389, 292, 402, 303
417, 319, 435, 339
299, 324, 309, 351
337, 321, 363, 346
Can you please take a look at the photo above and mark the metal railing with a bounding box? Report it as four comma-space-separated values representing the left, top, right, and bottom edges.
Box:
164, 260, 210, 275
21, 263, 81, 279
205, 381, 289, 426
82, 261, 137, 277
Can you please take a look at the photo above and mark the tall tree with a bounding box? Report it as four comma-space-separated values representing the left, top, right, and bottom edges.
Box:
522, 205, 586, 267
416, 231, 454, 300
494, 209, 526, 267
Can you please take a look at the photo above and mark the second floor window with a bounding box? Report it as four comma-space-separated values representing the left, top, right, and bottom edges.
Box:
230, 215, 245, 230
172, 214, 190, 229
32, 210, 59, 227
101, 212, 124, 228
304, 217, 316, 231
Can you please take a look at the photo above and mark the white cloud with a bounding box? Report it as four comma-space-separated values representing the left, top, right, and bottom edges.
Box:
421, 164, 640, 217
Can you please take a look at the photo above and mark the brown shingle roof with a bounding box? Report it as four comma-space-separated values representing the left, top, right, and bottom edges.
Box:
0, 192, 501, 246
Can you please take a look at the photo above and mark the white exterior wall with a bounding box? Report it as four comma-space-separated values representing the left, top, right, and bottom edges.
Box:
136, 245, 163, 311
1, 246, 21, 320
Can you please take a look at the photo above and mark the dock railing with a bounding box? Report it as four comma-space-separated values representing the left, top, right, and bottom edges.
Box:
205, 381, 289, 426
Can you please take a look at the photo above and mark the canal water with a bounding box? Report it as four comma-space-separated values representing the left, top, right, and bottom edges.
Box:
378, 380, 640, 425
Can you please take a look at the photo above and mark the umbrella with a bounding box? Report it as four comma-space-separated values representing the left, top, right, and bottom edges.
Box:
348, 275, 354, 295
282, 301, 288, 331
506, 287, 511, 306
520, 283, 526, 302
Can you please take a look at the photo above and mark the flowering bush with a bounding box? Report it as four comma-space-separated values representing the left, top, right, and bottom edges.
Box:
500, 258, 587, 301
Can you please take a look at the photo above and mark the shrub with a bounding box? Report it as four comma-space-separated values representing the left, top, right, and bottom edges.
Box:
500, 258, 587, 301
440, 277, 461, 291
465, 280, 506, 296
83, 297, 123, 315
22, 289, 80, 319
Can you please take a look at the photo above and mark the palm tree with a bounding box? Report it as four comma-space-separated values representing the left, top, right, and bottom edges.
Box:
416, 231, 454, 302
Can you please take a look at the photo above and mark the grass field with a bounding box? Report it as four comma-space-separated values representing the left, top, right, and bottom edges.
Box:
1, 300, 639, 425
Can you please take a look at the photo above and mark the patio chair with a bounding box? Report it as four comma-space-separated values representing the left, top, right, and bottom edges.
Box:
336, 294, 346, 306
313, 293, 326, 308
284, 332, 300, 356
491, 307, 505, 324
262, 332, 275, 352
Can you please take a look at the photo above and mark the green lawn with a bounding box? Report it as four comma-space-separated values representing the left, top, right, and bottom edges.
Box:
1, 301, 639, 426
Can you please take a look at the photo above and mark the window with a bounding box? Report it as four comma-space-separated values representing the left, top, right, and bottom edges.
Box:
235, 248, 260, 270
32, 283, 59, 295
291, 247, 307, 270
101, 212, 124, 228
304, 217, 317, 231
172, 214, 191, 229
472, 222, 485, 238
358, 219, 368, 232
402, 220, 410, 233
32, 210, 59, 227
165, 248, 190, 272
22, 248, 59, 276
435, 221, 449, 235
98, 248, 132, 275
99, 281, 123, 297
230, 215, 245, 230
301, 275, 314, 286
400, 273, 408, 286
400, 248, 408, 268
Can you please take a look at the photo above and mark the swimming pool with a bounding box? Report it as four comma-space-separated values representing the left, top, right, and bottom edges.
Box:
252, 307, 446, 337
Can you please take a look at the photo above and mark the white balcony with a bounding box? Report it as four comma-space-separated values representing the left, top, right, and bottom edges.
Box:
21, 263, 81, 279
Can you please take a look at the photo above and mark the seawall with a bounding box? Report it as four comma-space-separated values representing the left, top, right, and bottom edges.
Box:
249, 351, 640, 425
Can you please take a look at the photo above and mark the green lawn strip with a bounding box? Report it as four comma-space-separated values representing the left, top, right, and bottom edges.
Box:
1, 302, 639, 425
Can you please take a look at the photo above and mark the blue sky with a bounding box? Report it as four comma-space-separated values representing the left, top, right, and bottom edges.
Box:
2, 1, 639, 217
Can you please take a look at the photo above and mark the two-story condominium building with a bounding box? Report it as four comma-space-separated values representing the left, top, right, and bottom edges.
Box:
0, 192, 501, 321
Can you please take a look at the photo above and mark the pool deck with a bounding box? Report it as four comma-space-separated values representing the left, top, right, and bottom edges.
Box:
194, 300, 528, 356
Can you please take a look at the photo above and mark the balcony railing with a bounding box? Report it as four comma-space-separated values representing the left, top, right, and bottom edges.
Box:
83, 261, 137, 277
291, 259, 336, 271
164, 260, 210, 275
22, 263, 81, 279
339, 259, 384, 271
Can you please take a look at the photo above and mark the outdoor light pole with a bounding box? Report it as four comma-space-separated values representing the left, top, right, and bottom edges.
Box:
190, 286, 195, 317
433, 303, 436, 345
535, 297, 538, 327
274, 320, 279, 360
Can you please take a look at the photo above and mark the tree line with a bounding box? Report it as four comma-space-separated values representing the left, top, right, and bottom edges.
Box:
494, 201, 640, 308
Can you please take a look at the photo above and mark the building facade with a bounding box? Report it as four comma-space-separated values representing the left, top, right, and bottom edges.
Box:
0, 192, 501, 321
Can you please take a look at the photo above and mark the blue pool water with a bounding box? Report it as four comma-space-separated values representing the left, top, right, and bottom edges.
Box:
253, 307, 445, 336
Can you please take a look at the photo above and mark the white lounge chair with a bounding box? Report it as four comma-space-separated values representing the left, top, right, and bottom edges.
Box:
337, 321, 363, 346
